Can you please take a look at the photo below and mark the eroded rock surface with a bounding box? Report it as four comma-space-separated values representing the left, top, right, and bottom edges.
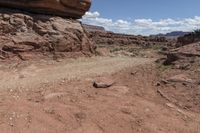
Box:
0, 9, 94, 61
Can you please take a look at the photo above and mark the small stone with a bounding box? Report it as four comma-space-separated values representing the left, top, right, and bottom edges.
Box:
167, 74, 193, 83
74, 112, 86, 120
121, 108, 132, 114
131, 71, 137, 75
93, 78, 115, 88
19, 74, 25, 79
93, 81, 114, 88
166, 103, 175, 108
160, 79, 169, 84
9, 123, 14, 127
155, 82, 161, 86
182, 82, 187, 86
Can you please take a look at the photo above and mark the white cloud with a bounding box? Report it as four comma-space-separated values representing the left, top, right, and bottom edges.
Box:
82, 11, 200, 35
84, 11, 100, 18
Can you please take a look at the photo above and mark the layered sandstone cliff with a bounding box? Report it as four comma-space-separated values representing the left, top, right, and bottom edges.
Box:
86, 30, 170, 48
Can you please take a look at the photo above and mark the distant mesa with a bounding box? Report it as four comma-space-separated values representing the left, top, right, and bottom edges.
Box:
83, 24, 106, 32
151, 31, 191, 39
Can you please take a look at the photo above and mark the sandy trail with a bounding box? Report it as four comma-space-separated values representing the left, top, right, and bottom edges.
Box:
0, 57, 153, 90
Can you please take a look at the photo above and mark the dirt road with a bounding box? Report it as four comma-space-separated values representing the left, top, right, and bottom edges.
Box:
0, 57, 200, 133
0, 57, 153, 90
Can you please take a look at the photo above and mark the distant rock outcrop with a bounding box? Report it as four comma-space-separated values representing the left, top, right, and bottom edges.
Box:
83, 24, 106, 32
177, 30, 200, 47
0, 9, 94, 61
86, 29, 170, 48
151, 31, 191, 39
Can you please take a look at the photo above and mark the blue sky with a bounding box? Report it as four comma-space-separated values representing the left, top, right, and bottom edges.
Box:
82, 0, 200, 35
90, 0, 200, 20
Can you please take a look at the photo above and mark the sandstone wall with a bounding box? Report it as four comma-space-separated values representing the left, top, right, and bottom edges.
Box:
0, 9, 94, 61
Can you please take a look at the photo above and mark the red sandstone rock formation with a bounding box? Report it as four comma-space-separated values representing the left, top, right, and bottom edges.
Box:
0, 9, 95, 61
0, 0, 91, 19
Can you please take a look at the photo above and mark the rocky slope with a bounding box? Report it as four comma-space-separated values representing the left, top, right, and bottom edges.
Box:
157, 42, 200, 112
0, 9, 94, 61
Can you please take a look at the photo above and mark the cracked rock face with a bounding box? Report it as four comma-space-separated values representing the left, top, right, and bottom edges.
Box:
0, 0, 91, 19
0, 9, 94, 61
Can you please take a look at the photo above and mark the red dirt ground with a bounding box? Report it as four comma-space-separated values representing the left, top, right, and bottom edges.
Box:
0, 57, 200, 133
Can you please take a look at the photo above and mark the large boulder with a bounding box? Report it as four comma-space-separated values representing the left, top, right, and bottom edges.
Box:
0, 0, 91, 19
0, 9, 95, 61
